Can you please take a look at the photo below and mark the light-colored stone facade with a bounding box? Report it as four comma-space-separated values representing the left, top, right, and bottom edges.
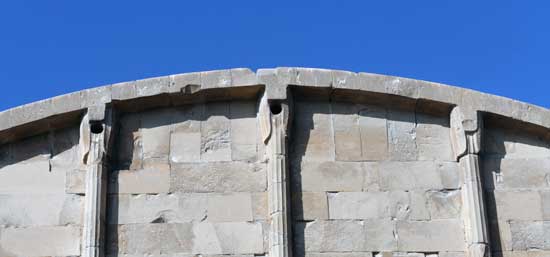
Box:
0, 67, 549, 257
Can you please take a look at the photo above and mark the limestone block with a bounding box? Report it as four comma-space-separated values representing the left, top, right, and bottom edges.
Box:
230, 101, 257, 161
207, 193, 254, 222
0, 226, 80, 256
0, 160, 65, 194
112, 223, 162, 254
10, 133, 50, 163
331, 70, 360, 90
378, 161, 460, 191
170, 132, 201, 163
509, 221, 550, 250
305, 253, 373, 257
498, 159, 550, 189
364, 219, 397, 251
427, 190, 462, 219
295, 161, 363, 192
161, 223, 194, 253
293, 101, 334, 161
494, 190, 542, 220
141, 109, 172, 160
170, 162, 267, 193
108, 194, 196, 224
252, 192, 268, 220
387, 109, 418, 161
292, 192, 328, 220
438, 253, 466, 257
295, 68, 333, 87
109, 166, 170, 194
50, 127, 80, 168
170, 72, 201, 93
416, 113, 453, 161
542, 190, 550, 220
8, 100, 52, 128
117, 112, 143, 170
488, 219, 513, 251
392, 253, 425, 257
332, 103, 362, 161
231, 68, 258, 87
363, 162, 381, 191
0, 193, 82, 226
483, 128, 550, 159
201, 102, 232, 162
296, 220, 366, 252
328, 191, 409, 220
66, 169, 86, 194
201, 69, 232, 89
358, 105, 389, 161
112, 81, 137, 100
192, 222, 264, 254
135, 76, 170, 97
396, 220, 466, 251
409, 191, 430, 220
81, 85, 112, 107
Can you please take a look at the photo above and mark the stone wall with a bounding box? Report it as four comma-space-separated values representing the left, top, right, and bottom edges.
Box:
482, 118, 550, 257
0, 127, 83, 256
0, 67, 549, 257
291, 99, 464, 257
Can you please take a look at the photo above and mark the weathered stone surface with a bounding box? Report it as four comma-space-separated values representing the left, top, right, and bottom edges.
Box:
328, 191, 409, 220
378, 161, 460, 190
292, 192, 328, 220
170, 104, 203, 163
426, 190, 462, 219
141, 109, 172, 160
358, 105, 389, 161
509, 221, 550, 250
438, 252, 466, 257
109, 166, 170, 194
135, 76, 170, 97
396, 220, 466, 251
0, 160, 65, 194
294, 161, 363, 192
207, 193, 254, 222
364, 219, 397, 251
416, 113, 453, 161
305, 253, 373, 257
192, 222, 264, 254
293, 101, 334, 161
230, 101, 258, 161
409, 191, 430, 221
171, 162, 267, 193
387, 109, 417, 161
497, 159, 550, 189
494, 190, 543, 220
296, 220, 366, 252
0, 193, 82, 226
201, 102, 232, 162
0, 226, 81, 256
65, 169, 86, 193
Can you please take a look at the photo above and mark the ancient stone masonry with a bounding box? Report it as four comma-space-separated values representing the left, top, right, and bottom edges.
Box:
1, 67, 550, 257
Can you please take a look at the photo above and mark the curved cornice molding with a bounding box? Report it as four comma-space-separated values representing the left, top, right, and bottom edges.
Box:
1, 67, 548, 142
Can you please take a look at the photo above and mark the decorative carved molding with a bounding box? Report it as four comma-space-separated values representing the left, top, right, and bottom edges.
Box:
452, 106, 490, 257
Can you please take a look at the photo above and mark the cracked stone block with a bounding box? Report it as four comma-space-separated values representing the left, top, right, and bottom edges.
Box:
0, 226, 81, 257
388, 109, 418, 161
293, 161, 364, 192
396, 220, 465, 252
328, 191, 409, 220
170, 162, 267, 193
201, 102, 232, 162
363, 162, 381, 191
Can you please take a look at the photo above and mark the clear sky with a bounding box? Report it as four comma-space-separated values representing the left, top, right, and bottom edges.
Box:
0, 1, 548, 111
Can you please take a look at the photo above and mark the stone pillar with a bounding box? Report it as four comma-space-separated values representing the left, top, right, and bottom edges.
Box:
451, 107, 490, 257
81, 106, 113, 257
260, 94, 292, 257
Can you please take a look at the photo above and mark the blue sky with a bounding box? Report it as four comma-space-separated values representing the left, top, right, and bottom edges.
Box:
0, 1, 548, 111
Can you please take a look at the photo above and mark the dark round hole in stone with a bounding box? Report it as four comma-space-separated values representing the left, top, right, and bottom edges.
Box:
270, 103, 282, 115
90, 122, 104, 134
